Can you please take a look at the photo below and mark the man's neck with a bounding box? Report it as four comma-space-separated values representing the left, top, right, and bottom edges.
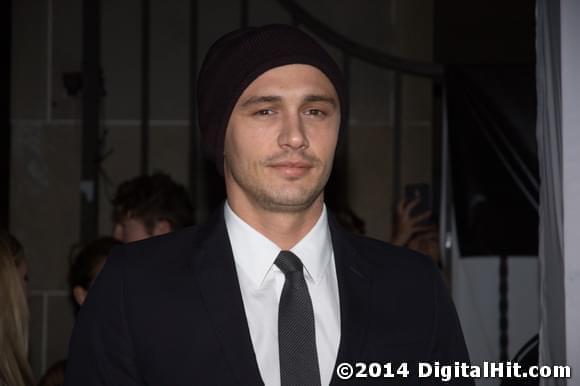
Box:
226, 197, 324, 250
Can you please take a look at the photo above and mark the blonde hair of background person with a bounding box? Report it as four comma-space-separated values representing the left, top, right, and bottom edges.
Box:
0, 235, 34, 386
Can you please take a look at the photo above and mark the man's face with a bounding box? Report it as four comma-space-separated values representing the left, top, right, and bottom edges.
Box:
113, 216, 152, 243
224, 64, 340, 213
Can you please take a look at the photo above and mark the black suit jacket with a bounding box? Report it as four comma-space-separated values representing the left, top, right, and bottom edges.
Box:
64, 208, 473, 385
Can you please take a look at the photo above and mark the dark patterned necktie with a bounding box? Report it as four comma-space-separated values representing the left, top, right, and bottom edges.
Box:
275, 250, 321, 386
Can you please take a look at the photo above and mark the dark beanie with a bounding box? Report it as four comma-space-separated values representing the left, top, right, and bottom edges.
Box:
197, 24, 348, 175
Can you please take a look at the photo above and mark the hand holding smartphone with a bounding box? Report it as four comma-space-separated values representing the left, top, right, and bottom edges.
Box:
404, 183, 432, 224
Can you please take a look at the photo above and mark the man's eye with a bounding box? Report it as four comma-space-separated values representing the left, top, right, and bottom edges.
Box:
255, 109, 274, 116
305, 109, 325, 117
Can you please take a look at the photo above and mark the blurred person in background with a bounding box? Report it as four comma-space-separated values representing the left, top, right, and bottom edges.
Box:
69, 237, 121, 307
111, 172, 194, 243
38, 237, 120, 386
0, 231, 34, 386
37, 360, 66, 386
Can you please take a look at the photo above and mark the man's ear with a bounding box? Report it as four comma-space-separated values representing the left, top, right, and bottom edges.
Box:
73, 285, 88, 306
152, 219, 172, 236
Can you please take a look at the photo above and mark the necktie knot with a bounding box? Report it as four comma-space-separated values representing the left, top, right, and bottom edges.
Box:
275, 251, 303, 275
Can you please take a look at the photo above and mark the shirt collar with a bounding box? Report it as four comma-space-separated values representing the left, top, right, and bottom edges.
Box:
224, 201, 333, 288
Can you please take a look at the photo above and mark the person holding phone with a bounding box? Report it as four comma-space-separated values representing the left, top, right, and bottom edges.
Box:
391, 184, 441, 266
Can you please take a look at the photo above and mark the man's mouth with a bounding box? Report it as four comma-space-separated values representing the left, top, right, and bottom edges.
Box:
269, 161, 313, 178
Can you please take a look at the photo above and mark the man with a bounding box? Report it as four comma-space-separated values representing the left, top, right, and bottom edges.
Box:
111, 172, 194, 242
65, 25, 472, 385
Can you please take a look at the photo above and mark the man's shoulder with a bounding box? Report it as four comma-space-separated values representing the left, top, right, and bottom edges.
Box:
350, 234, 430, 265
342, 231, 438, 279
109, 223, 211, 272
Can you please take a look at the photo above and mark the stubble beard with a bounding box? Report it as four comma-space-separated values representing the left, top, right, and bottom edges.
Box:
226, 154, 332, 214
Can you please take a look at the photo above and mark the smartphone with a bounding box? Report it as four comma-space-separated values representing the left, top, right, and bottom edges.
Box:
404, 183, 431, 222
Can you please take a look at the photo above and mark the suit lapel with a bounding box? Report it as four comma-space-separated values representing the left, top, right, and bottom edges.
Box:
192, 209, 264, 385
328, 216, 372, 385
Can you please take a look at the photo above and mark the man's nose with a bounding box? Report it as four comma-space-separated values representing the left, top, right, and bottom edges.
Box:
278, 112, 309, 150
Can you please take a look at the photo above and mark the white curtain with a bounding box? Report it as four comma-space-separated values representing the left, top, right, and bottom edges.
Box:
537, 0, 580, 384
536, 0, 566, 385
560, 0, 580, 382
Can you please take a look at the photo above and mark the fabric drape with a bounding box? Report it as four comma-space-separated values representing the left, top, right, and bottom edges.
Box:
535, 1, 566, 384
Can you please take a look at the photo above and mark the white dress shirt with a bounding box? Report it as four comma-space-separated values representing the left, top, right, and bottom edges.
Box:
224, 202, 340, 386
